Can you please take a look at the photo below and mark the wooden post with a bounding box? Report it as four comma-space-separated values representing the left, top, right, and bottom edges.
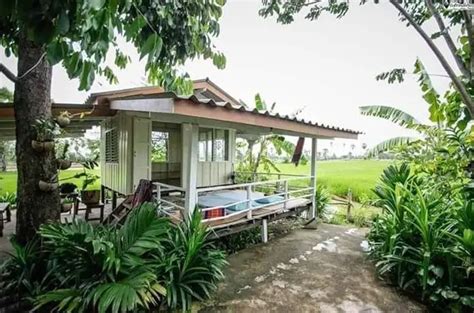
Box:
310, 138, 318, 219
346, 188, 353, 221
112, 191, 117, 211
100, 185, 106, 204
262, 218, 268, 243
246, 184, 253, 219
182, 123, 199, 216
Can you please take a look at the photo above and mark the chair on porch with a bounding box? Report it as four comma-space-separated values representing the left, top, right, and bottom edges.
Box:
102, 179, 154, 226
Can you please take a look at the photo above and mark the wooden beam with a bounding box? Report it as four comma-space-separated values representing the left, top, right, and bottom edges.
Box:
182, 123, 199, 215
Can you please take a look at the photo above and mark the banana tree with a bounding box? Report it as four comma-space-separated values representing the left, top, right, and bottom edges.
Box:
238, 94, 296, 181
361, 59, 473, 158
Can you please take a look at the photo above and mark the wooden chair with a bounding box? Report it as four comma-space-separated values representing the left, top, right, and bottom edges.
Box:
103, 179, 153, 226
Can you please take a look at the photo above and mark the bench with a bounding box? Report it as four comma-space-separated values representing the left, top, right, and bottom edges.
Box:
0, 202, 12, 237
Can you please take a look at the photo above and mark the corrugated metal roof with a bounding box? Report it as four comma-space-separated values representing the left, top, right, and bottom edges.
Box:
85, 79, 362, 136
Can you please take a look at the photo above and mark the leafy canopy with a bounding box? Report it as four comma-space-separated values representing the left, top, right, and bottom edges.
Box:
0, 0, 227, 93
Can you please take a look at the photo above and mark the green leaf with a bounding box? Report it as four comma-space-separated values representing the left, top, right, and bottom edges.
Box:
90, 0, 106, 10
359, 105, 421, 129
57, 11, 70, 35
140, 33, 159, 60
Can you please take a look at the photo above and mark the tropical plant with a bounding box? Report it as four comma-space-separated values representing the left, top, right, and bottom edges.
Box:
0, 203, 227, 312
0, 192, 17, 206
238, 94, 300, 181
315, 184, 331, 218
367, 164, 474, 311
161, 210, 227, 311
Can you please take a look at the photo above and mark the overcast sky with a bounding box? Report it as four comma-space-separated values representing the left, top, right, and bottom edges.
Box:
0, 1, 456, 156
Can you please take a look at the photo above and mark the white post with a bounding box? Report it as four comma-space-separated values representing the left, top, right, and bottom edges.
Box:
156, 184, 161, 203
262, 219, 268, 243
182, 123, 199, 216
283, 180, 288, 210
246, 185, 253, 219
310, 138, 318, 219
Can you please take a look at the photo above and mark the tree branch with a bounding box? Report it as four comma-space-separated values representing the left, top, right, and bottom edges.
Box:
390, 0, 474, 117
462, 11, 474, 85
426, 0, 469, 78
0, 63, 18, 83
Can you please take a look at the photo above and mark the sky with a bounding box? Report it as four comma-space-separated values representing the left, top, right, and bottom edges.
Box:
0, 0, 457, 156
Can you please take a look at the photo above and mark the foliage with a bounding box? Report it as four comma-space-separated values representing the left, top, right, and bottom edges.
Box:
0, 191, 16, 205
33, 119, 61, 142
0, 86, 13, 102
1, 0, 226, 94
217, 227, 262, 254
0, 203, 227, 312
162, 211, 227, 311
237, 93, 300, 180
60, 154, 100, 190
367, 164, 474, 311
315, 184, 330, 218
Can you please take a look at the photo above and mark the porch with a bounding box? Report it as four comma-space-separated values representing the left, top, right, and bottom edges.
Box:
154, 172, 314, 241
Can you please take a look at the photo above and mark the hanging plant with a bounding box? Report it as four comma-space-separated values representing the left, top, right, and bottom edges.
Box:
31, 119, 60, 153
56, 111, 72, 128
56, 141, 72, 170
61, 198, 74, 213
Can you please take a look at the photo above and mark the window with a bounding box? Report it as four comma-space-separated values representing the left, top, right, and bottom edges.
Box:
151, 131, 169, 162
198, 128, 229, 162
105, 128, 118, 163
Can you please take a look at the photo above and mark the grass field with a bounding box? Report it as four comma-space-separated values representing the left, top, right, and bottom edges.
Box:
1, 160, 390, 203
276, 160, 392, 202
0, 168, 101, 194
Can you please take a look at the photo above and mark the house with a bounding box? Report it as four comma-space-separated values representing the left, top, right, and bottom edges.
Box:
85, 79, 360, 238
0, 79, 360, 240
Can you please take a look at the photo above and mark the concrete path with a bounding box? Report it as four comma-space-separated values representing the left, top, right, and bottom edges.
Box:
199, 223, 423, 313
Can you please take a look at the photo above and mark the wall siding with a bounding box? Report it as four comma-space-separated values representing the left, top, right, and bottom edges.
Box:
100, 112, 133, 195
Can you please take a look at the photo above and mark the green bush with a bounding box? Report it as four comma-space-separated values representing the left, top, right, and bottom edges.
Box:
315, 184, 331, 218
367, 164, 474, 311
0, 203, 226, 312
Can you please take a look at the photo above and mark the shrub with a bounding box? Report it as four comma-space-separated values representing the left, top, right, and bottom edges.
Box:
0, 203, 227, 312
0, 191, 16, 206
367, 164, 474, 311
315, 184, 331, 218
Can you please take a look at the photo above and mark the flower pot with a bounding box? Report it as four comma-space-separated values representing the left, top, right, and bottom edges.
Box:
61, 202, 73, 213
57, 159, 72, 170
38, 180, 58, 192
31, 140, 55, 153
81, 190, 100, 205
56, 116, 71, 128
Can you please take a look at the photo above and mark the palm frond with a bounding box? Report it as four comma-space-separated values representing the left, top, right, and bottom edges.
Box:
360, 105, 421, 129
366, 136, 417, 158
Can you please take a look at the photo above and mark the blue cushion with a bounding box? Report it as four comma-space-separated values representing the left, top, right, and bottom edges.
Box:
254, 195, 284, 204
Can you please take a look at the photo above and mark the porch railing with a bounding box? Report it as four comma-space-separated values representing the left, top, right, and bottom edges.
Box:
198, 174, 314, 223
153, 173, 315, 224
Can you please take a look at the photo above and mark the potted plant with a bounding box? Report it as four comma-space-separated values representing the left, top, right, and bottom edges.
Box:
32, 119, 59, 152
56, 111, 71, 128
38, 179, 58, 192
77, 157, 100, 205
61, 198, 74, 213
59, 182, 77, 195
57, 141, 72, 170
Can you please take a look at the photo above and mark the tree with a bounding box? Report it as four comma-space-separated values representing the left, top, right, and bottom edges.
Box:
0, 0, 226, 244
260, 0, 474, 118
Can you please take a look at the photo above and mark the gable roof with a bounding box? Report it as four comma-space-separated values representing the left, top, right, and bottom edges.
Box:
90, 79, 361, 139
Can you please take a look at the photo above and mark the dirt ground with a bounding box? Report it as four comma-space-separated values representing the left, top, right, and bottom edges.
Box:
199, 223, 424, 313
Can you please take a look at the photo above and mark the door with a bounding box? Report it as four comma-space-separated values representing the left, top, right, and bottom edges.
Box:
133, 117, 151, 190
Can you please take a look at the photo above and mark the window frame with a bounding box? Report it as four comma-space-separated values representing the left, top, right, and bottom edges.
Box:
105, 127, 119, 164
198, 128, 230, 162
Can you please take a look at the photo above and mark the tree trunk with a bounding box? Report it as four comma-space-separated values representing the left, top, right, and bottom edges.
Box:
14, 37, 60, 244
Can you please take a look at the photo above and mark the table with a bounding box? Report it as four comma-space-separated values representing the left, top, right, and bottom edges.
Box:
74, 198, 105, 222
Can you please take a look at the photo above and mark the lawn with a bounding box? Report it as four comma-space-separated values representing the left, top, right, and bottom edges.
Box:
0, 168, 101, 194
276, 159, 392, 202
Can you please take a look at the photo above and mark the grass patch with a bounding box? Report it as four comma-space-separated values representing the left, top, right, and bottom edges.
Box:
276, 160, 391, 202
328, 203, 381, 227
0, 168, 101, 194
